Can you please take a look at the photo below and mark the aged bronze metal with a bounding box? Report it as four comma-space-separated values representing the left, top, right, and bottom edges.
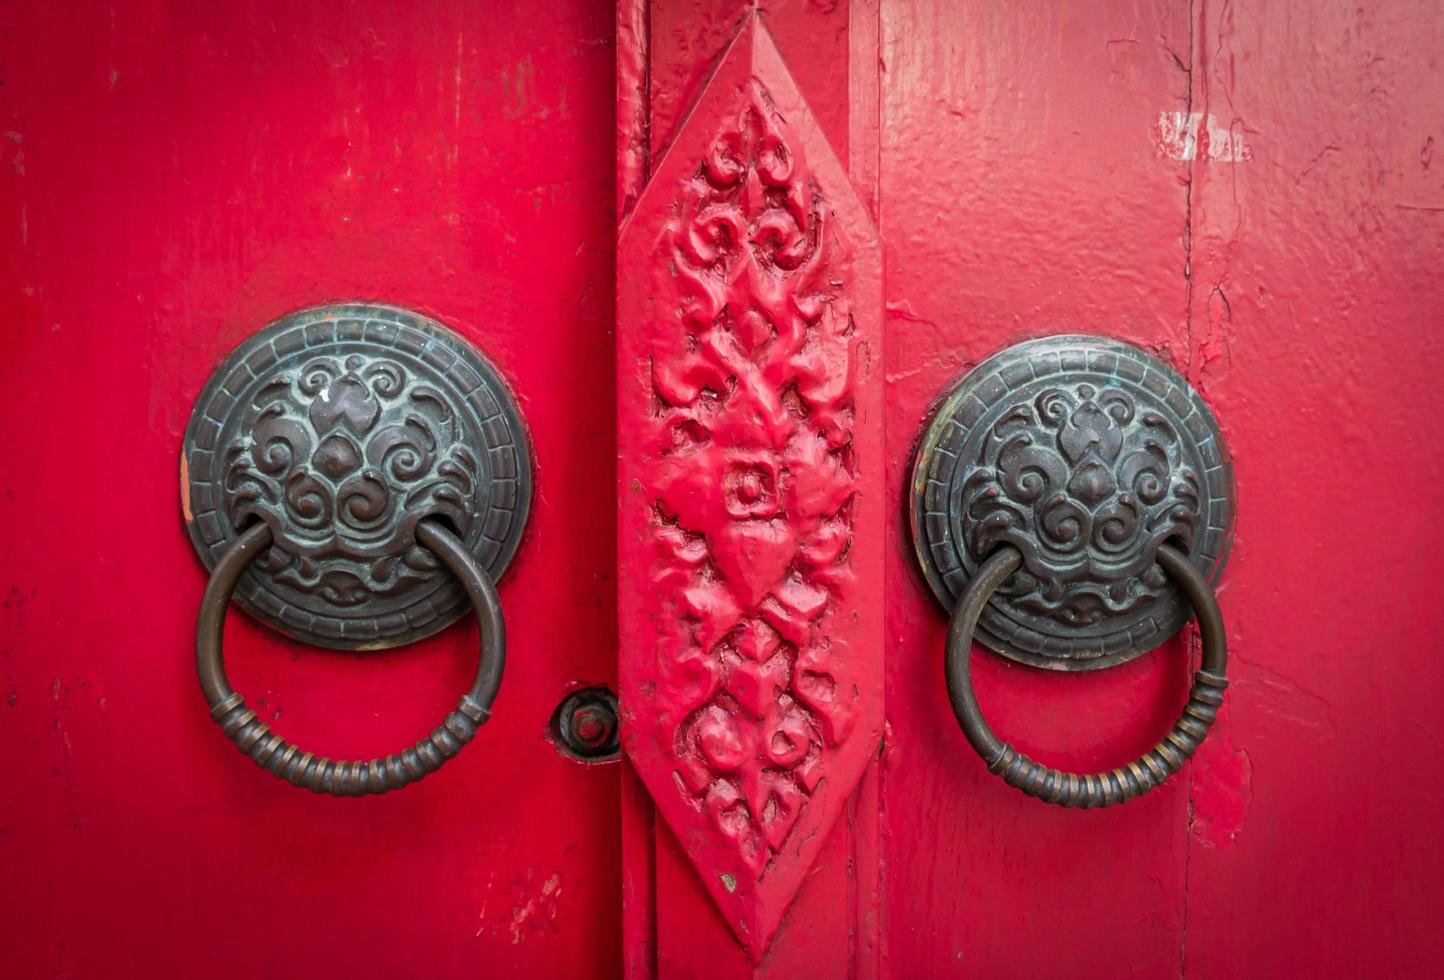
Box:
196, 519, 504, 794
910, 335, 1234, 669
182, 303, 532, 650
185, 305, 529, 792
913, 336, 1235, 805
551, 687, 621, 762
946, 542, 1226, 807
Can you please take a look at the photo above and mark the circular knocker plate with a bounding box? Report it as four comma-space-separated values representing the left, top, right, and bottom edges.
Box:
181, 304, 532, 650
910, 335, 1234, 670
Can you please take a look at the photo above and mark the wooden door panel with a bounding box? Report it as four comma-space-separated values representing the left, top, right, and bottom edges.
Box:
1180, 2, 1444, 974
616, 1, 1444, 976
0, 2, 619, 977
881, 1, 1196, 975
880, 0, 1444, 977
5, 1, 1443, 976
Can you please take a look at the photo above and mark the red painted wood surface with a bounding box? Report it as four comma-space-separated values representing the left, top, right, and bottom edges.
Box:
0, 2, 620, 977
617, 3, 886, 976
880, 0, 1444, 976
617, 12, 882, 961
5, 0, 1444, 977
620, 1, 1444, 977
881, 2, 1200, 973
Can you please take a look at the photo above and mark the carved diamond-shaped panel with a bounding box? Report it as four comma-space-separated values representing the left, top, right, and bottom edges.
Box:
617, 16, 882, 959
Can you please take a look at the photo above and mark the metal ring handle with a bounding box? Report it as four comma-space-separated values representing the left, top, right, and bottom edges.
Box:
946, 543, 1227, 808
196, 520, 505, 795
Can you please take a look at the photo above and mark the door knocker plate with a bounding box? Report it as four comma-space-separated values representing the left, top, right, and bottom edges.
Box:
910, 335, 1234, 670
181, 303, 532, 650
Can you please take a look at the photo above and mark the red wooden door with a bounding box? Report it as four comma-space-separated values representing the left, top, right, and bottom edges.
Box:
1, 2, 621, 977
614, 1, 1444, 978
6, 2, 1444, 979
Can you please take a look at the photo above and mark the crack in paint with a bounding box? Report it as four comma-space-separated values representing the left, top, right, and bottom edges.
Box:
1180, 7, 1197, 974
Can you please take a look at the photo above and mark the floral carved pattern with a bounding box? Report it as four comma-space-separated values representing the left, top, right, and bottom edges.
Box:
224, 354, 480, 607
911, 336, 1234, 669
617, 21, 883, 954
647, 79, 860, 879
960, 382, 1201, 627
182, 306, 530, 650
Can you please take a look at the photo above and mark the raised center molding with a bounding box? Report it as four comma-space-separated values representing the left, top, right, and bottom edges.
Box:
616, 16, 882, 959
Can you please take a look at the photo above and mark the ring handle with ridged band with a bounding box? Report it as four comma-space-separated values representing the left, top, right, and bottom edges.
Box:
196, 519, 505, 795
945, 543, 1227, 808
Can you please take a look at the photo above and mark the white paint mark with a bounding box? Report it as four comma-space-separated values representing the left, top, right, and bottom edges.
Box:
454, 33, 464, 130
474, 871, 497, 938
508, 873, 561, 944
1156, 112, 1251, 162
451, 32, 464, 171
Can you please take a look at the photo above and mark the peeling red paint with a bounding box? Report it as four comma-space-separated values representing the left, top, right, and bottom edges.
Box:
509, 871, 565, 945
1189, 722, 1252, 848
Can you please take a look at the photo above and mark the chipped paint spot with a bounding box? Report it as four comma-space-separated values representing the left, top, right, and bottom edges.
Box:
454, 33, 464, 131
1156, 111, 1251, 162
1191, 727, 1253, 847
508, 872, 562, 944
720, 873, 737, 893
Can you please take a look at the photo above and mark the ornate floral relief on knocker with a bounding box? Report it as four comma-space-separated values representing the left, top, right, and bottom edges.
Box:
183, 305, 530, 649
912, 336, 1233, 669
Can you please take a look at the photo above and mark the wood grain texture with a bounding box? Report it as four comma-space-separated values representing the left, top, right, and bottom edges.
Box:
880, 0, 1444, 976
0, 2, 621, 976
1180, 1, 1444, 974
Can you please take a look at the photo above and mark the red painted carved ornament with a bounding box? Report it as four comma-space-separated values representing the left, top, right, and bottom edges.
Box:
617, 15, 882, 958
